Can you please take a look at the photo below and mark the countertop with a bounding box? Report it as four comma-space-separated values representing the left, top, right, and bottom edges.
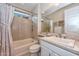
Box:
38, 36, 79, 55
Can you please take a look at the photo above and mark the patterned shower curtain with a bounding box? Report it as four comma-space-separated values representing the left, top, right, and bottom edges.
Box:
0, 4, 15, 56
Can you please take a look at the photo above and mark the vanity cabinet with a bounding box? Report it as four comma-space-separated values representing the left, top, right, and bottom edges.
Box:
40, 40, 77, 56
41, 46, 59, 56
41, 46, 50, 56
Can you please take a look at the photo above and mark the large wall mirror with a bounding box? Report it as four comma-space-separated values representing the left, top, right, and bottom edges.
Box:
65, 6, 79, 40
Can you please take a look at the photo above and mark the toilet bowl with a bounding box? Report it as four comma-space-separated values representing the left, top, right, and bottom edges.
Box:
29, 44, 40, 56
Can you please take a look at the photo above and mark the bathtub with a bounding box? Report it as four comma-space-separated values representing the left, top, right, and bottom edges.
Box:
13, 38, 38, 56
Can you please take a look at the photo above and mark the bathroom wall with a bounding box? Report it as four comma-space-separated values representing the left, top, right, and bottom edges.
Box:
11, 16, 33, 41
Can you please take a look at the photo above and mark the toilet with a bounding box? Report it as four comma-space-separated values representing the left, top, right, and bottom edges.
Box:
29, 44, 40, 56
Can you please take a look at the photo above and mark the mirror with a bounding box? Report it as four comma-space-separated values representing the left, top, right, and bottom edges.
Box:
40, 3, 79, 39
64, 6, 79, 40
65, 6, 79, 35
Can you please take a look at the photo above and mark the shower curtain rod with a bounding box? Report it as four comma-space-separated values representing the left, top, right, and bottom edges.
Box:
7, 3, 33, 15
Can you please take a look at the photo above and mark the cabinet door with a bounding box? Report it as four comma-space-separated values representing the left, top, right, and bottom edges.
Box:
41, 46, 50, 56
48, 48, 59, 56
41, 46, 59, 56
49, 52, 59, 56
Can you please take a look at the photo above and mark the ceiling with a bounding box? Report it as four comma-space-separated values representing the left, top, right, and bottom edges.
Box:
41, 3, 71, 16
11, 3, 71, 16
20, 3, 37, 11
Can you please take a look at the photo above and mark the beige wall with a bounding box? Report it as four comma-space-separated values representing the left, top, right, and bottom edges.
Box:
11, 16, 33, 41
48, 3, 79, 22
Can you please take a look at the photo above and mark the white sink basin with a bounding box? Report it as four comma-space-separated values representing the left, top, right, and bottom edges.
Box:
57, 38, 75, 47
43, 36, 75, 48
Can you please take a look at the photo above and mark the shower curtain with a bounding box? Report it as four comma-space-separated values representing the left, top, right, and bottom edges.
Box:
0, 4, 15, 56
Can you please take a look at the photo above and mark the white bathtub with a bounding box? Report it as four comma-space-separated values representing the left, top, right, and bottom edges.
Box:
13, 38, 38, 56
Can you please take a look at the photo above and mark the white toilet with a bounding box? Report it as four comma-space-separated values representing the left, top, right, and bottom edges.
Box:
29, 44, 40, 56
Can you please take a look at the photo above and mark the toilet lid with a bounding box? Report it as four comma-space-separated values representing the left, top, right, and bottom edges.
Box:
30, 44, 40, 50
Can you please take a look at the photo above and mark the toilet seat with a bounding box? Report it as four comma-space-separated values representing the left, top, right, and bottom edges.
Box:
29, 44, 40, 53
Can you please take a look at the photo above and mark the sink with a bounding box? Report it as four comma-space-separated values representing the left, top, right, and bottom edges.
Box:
43, 36, 75, 48
57, 38, 75, 47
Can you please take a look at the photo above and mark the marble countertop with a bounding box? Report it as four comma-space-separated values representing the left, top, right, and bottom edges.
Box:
38, 36, 79, 55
